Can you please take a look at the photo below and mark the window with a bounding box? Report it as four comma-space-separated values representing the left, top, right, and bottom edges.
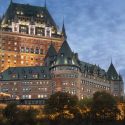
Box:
38, 94, 47, 98
12, 74, 17, 78
30, 27, 34, 35
21, 61, 24, 64
26, 48, 29, 53
14, 27, 17, 32
33, 74, 38, 79
68, 58, 72, 64
31, 48, 34, 53
21, 47, 25, 52
35, 48, 39, 54
20, 25, 28, 34
14, 47, 17, 51
14, 42, 17, 45
40, 49, 43, 54
43, 75, 46, 78
22, 95, 31, 99
14, 82, 16, 85
61, 53, 64, 57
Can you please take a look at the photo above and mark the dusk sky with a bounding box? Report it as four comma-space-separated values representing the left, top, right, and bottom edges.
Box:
0, 0, 125, 90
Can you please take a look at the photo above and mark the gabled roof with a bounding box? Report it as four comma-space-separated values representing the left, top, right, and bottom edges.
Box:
45, 43, 57, 58
1, 1, 57, 28
0, 66, 51, 81
58, 40, 72, 57
107, 62, 119, 80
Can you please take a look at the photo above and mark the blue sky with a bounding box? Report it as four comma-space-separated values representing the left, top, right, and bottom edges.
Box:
0, 0, 125, 88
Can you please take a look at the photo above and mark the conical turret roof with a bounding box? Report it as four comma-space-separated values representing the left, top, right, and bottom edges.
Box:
52, 40, 80, 67
107, 62, 118, 80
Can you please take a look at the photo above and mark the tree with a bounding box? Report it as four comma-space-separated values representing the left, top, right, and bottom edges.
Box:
16, 107, 38, 125
44, 92, 78, 114
2, 103, 19, 125
44, 92, 80, 124
78, 97, 93, 121
91, 91, 120, 121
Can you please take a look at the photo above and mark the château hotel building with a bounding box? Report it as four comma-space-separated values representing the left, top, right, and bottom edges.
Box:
0, 1, 124, 100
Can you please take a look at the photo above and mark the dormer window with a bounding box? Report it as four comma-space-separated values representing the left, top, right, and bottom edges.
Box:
40, 14, 43, 18
33, 74, 38, 79
43, 74, 47, 78
24, 75, 27, 79
68, 58, 72, 64
37, 14, 40, 17
12, 74, 17, 78
61, 53, 64, 57
45, 27, 51, 37
21, 11, 24, 15
16, 11, 20, 14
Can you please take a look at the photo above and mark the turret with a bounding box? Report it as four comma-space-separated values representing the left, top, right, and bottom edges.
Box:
44, 42, 57, 66
107, 62, 119, 80
107, 61, 123, 97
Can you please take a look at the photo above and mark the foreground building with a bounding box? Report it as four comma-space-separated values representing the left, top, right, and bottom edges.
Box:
0, 1, 124, 100
0, 39, 124, 99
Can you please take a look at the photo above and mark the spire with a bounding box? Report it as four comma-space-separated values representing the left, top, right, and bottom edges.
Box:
44, 0, 47, 9
10, 0, 13, 4
62, 19, 67, 40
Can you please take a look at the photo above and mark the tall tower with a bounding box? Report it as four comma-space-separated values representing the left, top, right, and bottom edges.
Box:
107, 62, 124, 97
0, 1, 64, 72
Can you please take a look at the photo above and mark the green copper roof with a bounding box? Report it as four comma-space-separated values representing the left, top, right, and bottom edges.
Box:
80, 61, 107, 77
51, 40, 80, 67
107, 62, 119, 80
0, 66, 50, 81
2, 2, 57, 28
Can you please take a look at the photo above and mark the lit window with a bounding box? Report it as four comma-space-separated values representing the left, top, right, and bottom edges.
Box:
14, 47, 17, 51
21, 47, 24, 52
14, 60, 16, 64
14, 42, 17, 45
14, 82, 16, 85
12, 74, 17, 78
21, 56, 24, 59
33, 74, 38, 79
21, 61, 24, 64
26, 48, 29, 53
16, 11, 20, 14
21, 11, 23, 15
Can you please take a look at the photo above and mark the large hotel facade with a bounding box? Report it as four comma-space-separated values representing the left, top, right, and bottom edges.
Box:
0, 1, 124, 100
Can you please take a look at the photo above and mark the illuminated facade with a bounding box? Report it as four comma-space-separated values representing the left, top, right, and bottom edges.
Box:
0, 39, 124, 99
0, 1, 64, 72
0, 1, 124, 100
